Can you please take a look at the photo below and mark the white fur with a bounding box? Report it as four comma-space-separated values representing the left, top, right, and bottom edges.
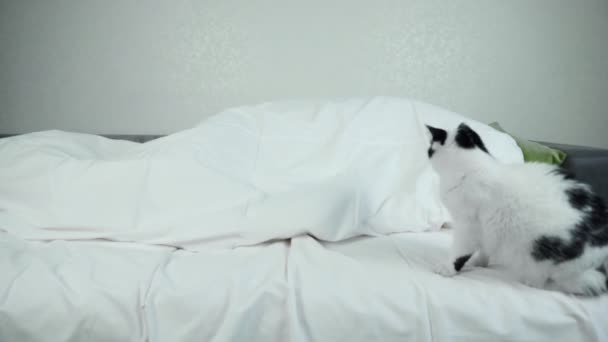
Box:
429, 128, 608, 296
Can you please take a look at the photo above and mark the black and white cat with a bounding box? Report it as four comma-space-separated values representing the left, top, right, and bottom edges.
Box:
427, 123, 608, 296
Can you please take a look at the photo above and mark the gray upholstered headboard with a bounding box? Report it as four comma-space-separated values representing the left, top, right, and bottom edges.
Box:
0, 134, 165, 143
0, 134, 164, 143
91, 135, 164, 143
541, 142, 608, 203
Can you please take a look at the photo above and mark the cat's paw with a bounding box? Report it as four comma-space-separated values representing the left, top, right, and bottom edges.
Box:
549, 269, 608, 296
433, 262, 457, 277
580, 270, 607, 296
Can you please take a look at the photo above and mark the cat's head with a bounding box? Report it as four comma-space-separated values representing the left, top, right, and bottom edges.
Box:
426, 123, 492, 172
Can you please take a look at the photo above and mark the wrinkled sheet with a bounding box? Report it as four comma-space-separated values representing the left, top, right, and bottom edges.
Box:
2, 231, 607, 342
0, 97, 524, 251
0, 97, 452, 250
0, 97, 537, 341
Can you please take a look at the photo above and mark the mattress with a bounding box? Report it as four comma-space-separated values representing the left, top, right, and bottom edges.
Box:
2, 230, 607, 342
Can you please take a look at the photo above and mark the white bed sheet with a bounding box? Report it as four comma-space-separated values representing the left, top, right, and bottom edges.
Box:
296, 232, 608, 341
2, 230, 606, 342
0, 234, 172, 341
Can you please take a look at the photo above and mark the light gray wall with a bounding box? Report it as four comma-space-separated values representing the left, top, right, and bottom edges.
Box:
1, 0, 607, 147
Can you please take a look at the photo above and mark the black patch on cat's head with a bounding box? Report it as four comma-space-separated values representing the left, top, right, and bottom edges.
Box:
453, 254, 472, 272
454, 123, 489, 154
426, 125, 447, 158
427, 125, 447, 145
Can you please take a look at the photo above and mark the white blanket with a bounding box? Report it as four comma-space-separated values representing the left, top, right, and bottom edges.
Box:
2, 231, 606, 342
6, 97, 605, 342
0, 97, 521, 250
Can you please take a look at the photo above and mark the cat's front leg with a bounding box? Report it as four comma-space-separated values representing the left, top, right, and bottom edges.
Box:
467, 250, 489, 268
434, 222, 480, 277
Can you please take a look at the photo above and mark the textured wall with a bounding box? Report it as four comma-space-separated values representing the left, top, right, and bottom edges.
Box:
1, 0, 607, 147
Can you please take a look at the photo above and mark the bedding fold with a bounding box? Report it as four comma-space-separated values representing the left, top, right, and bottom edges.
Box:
2, 230, 606, 342
0, 97, 474, 250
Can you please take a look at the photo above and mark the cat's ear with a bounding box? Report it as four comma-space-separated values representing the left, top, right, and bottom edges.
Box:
426, 125, 447, 145
454, 123, 489, 153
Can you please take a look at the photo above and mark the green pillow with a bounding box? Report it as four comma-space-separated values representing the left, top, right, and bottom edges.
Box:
489, 122, 567, 165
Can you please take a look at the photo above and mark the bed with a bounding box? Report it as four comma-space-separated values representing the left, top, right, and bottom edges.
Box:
1, 97, 607, 342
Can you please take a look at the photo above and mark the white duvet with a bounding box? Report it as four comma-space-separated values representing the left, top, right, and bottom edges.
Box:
1, 97, 449, 249
4, 97, 602, 342
0, 97, 520, 249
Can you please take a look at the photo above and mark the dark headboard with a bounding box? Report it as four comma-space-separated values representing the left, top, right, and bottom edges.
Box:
0, 134, 164, 143
541, 142, 608, 202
